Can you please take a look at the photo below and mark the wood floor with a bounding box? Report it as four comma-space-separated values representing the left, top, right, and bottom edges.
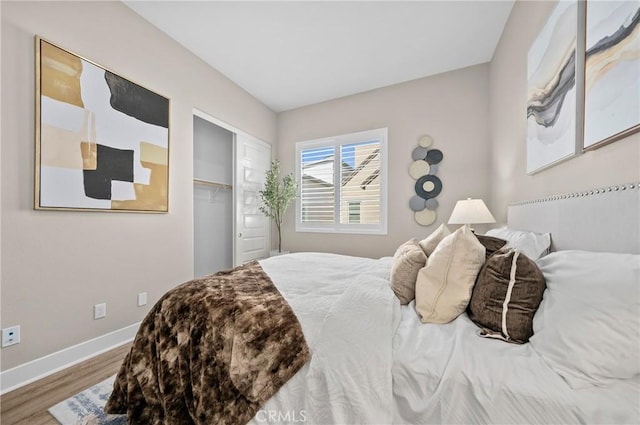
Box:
0, 343, 131, 425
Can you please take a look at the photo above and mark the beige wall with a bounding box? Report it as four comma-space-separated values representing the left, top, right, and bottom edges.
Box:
6, 0, 637, 376
278, 64, 492, 259
0, 1, 276, 370
489, 0, 640, 224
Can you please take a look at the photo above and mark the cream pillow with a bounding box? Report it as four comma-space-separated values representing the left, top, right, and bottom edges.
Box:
416, 225, 485, 324
419, 223, 451, 256
390, 239, 427, 304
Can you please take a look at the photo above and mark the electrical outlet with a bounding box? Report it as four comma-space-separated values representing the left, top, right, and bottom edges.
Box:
94, 303, 106, 319
2, 326, 21, 347
137, 292, 148, 307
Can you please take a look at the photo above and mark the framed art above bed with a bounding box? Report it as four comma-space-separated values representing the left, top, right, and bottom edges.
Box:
526, 0, 580, 174
583, 1, 640, 150
35, 37, 170, 212
527, 0, 640, 172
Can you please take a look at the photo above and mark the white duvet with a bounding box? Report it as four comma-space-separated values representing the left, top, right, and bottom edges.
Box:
250, 252, 401, 425
249, 252, 639, 425
392, 302, 640, 425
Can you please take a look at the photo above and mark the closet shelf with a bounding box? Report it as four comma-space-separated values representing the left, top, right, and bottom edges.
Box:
193, 178, 232, 190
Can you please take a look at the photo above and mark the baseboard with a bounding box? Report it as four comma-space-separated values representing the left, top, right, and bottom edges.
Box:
0, 322, 139, 395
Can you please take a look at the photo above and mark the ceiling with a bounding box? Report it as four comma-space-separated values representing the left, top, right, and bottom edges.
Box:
123, 1, 514, 112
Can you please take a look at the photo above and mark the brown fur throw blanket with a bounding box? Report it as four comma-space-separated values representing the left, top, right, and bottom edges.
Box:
104, 261, 310, 425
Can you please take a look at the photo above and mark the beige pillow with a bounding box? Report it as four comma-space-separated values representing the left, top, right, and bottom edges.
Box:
418, 223, 451, 256
416, 225, 485, 323
390, 239, 427, 304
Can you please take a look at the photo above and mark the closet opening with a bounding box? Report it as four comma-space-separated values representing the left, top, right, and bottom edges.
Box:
193, 115, 233, 278
192, 110, 272, 278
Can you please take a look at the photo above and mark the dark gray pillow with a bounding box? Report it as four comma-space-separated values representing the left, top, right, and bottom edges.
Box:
476, 234, 507, 262
468, 248, 546, 344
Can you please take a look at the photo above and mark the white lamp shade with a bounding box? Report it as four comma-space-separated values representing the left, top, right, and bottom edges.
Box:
448, 198, 496, 225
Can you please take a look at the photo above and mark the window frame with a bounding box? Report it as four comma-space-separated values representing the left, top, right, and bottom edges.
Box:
295, 127, 388, 235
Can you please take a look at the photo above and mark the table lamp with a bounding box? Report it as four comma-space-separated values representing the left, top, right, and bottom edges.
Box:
448, 198, 496, 231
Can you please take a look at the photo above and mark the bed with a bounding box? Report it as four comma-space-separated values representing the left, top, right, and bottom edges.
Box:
107, 182, 640, 424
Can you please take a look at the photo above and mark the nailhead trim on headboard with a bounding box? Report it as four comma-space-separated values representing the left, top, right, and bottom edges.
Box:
511, 182, 640, 206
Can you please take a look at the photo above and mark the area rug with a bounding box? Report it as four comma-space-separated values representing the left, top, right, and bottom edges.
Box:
48, 374, 126, 425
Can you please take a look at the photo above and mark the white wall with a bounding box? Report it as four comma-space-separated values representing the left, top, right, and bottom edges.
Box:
489, 0, 640, 224
278, 64, 492, 259
0, 1, 276, 371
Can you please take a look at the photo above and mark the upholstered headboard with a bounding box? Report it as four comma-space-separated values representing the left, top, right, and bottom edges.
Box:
507, 182, 639, 254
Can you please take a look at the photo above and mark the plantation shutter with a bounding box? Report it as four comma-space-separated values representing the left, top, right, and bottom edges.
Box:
299, 146, 335, 223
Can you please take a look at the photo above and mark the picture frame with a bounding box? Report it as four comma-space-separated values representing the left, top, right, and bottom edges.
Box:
583, 1, 640, 151
35, 37, 170, 212
526, 0, 580, 174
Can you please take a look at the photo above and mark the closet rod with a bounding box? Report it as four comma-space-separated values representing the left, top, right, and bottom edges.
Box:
193, 178, 232, 190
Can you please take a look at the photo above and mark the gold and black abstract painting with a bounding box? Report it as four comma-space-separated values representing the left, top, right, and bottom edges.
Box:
35, 37, 169, 212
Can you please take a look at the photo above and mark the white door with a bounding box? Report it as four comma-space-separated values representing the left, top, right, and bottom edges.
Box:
234, 134, 272, 265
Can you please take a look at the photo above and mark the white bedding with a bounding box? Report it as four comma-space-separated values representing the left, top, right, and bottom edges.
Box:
393, 301, 640, 424
251, 252, 401, 425
250, 252, 639, 425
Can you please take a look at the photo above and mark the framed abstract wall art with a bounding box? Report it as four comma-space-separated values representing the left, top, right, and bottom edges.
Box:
526, 0, 579, 174
583, 1, 640, 150
35, 37, 170, 212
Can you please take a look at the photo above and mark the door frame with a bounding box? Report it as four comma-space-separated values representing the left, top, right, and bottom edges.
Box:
192, 108, 272, 266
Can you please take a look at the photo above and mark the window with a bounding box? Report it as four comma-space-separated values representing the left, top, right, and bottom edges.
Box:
295, 128, 387, 235
348, 201, 361, 224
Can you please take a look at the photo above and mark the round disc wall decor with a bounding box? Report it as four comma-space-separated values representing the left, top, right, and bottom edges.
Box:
414, 209, 437, 226
415, 175, 442, 199
409, 160, 430, 179
412, 146, 429, 161
425, 198, 439, 210
409, 134, 444, 226
409, 195, 426, 211
425, 149, 443, 165
418, 135, 433, 148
